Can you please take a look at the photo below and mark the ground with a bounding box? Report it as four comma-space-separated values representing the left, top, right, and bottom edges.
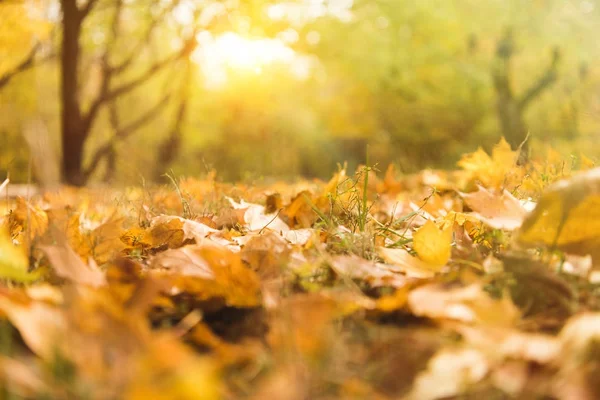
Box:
0, 140, 600, 399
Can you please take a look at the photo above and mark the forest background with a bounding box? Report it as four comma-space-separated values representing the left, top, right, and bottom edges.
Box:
1, 0, 599, 184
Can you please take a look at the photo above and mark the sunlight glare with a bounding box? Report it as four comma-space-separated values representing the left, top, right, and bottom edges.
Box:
191, 31, 311, 89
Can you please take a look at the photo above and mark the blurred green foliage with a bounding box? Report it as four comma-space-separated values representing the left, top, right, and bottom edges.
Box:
1, 0, 599, 183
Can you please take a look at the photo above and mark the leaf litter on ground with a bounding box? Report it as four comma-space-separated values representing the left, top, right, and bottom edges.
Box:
0, 138, 600, 398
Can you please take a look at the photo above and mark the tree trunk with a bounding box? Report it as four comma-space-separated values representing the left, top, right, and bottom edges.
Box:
60, 0, 86, 186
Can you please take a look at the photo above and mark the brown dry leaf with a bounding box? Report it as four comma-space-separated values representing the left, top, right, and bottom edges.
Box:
0, 293, 66, 360
412, 220, 453, 266
41, 245, 106, 287
150, 246, 215, 279
241, 231, 290, 278
461, 186, 527, 230
90, 218, 127, 264
149, 215, 219, 248
152, 244, 261, 307
147, 217, 186, 248
329, 254, 409, 288
120, 226, 148, 248
265, 192, 283, 214
408, 283, 520, 327
281, 190, 318, 228
9, 197, 49, 241
517, 167, 600, 258
377, 247, 439, 278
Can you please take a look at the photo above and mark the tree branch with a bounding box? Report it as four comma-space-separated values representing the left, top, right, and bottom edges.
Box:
111, 0, 180, 74
518, 48, 561, 111
79, 0, 99, 18
84, 92, 170, 178
83, 47, 185, 130
0, 43, 39, 90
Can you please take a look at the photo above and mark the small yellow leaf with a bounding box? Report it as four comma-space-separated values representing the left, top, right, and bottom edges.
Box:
580, 153, 595, 170
0, 229, 40, 282
413, 220, 452, 266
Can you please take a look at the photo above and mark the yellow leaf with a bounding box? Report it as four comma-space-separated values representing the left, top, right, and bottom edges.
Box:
377, 246, 440, 277
580, 153, 595, 170
457, 137, 522, 189
413, 220, 452, 266
517, 167, 600, 258
0, 229, 40, 282
9, 197, 48, 241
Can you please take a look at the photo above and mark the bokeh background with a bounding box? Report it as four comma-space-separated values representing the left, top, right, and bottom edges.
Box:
1, 0, 599, 184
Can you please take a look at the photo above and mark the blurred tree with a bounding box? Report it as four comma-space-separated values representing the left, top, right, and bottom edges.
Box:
154, 59, 193, 181
493, 28, 561, 160
0, 0, 50, 89
58, 0, 198, 185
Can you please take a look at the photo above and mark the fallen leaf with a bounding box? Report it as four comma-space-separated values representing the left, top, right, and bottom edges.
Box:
0, 293, 65, 359
0, 355, 51, 397
90, 218, 127, 264
41, 245, 106, 287
241, 232, 290, 278
152, 244, 261, 307
409, 347, 488, 400
0, 229, 40, 282
517, 167, 600, 258
412, 220, 453, 266
329, 255, 409, 288
458, 137, 522, 189
408, 283, 520, 326
461, 186, 527, 230
8, 197, 49, 242
377, 247, 439, 277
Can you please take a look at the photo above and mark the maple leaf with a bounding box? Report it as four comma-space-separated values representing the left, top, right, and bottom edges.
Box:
8, 197, 48, 242
458, 137, 522, 189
